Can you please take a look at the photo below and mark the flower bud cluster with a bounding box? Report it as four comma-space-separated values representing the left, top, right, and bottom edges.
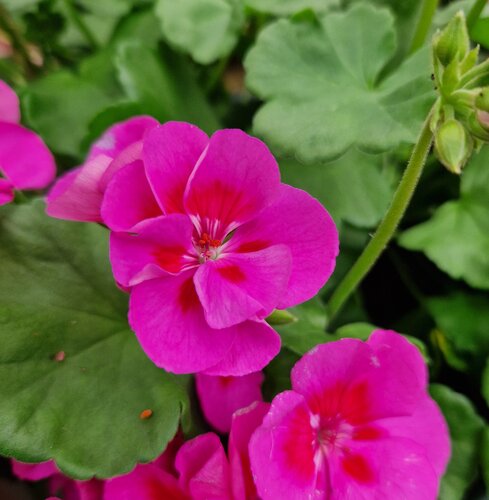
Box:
431, 11, 489, 173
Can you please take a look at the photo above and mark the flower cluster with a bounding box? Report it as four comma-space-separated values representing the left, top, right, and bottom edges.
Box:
0, 80, 55, 204
47, 118, 339, 375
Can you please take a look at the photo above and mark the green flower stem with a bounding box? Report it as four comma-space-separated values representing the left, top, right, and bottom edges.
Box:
62, 0, 99, 50
327, 109, 435, 323
467, 0, 487, 31
409, 0, 439, 54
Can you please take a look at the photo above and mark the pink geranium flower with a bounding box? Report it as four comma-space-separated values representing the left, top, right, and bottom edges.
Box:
0, 80, 55, 205
46, 116, 159, 227
104, 401, 269, 500
249, 330, 451, 500
109, 122, 339, 375
196, 371, 264, 433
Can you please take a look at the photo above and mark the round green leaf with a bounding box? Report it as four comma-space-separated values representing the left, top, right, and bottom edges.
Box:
0, 201, 189, 479
430, 384, 485, 500
245, 0, 338, 16
155, 0, 244, 64
245, 3, 434, 163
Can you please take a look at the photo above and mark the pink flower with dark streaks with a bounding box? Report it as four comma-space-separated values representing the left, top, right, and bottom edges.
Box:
249, 330, 451, 500
109, 122, 339, 375
0, 80, 55, 205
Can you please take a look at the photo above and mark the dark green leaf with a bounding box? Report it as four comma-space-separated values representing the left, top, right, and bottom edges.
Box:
0, 200, 188, 479
245, 3, 434, 163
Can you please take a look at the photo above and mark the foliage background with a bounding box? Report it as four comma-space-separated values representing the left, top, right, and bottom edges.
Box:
1, 0, 489, 498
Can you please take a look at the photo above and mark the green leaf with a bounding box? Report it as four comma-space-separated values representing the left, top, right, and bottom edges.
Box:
472, 18, 489, 50
21, 71, 113, 158
115, 42, 220, 133
0, 200, 188, 479
481, 426, 489, 493
245, 0, 338, 16
400, 147, 489, 290
279, 149, 393, 227
275, 297, 329, 355
155, 0, 244, 64
427, 293, 489, 371
244, 3, 434, 163
430, 384, 484, 500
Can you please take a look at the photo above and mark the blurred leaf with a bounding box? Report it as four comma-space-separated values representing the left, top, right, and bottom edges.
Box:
430, 384, 484, 500
472, 18, 489, 49
155, 0, 244, 64
113, 8, 162, 48
245, 3, 434, 163
0, 200, 188, 479
279, 149, 393, 228
481, 426, 489, 493
274, 297, 329, 355
400, 148, 489, 290
427, 293, 489, 371
115, 41, 220, 132
21, 71, 113, 158
263, 349, 298, 399
245, 0, 338, 16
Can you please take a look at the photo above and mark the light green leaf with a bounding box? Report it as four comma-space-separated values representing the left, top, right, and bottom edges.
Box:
155, 0, 244, 64
279, 149, 393, 227
400, 147, 489, 290
0, 201, 188, 479
115, 42, 220, 133
245, 3, 434, 163
431, 384, 484, 500
245, 0, 338, 16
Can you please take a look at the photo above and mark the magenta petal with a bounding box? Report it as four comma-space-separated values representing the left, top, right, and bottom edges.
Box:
202, 320, 281, 376
109, 214, 195, 287
0, 122, 55, 189
228, 401, 270, 500
101, 160, 162, 231
11, 459, 58, 481
129, 272, 236, 374
378, 396, 450, 479
143, 122, 209, 214
195, 371, 264, 433
104, 463, 188, 500
328, 437, 439, 500
75, 479, 105, 500
46, 155, 112, 222
0, 80, 20, 123
230, 184, 339, 309
175, 433, 232, 500
249, 391, 322, 500
184, 129, 281, 237
195, 245, 291, 329
88, 116, 158, 162
0, 178, 14, 205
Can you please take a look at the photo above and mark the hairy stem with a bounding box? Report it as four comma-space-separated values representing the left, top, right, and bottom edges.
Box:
409, 0, 439, 54
326, 110, 434, 323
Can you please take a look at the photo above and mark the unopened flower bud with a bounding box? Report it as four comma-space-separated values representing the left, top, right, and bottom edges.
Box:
475, 89, 489, 112
434, 11, 469, 67
434, 119, 472, 174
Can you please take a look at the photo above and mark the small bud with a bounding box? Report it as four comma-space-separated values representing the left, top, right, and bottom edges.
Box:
266, 309, 298, 326
475, 89, 489, 112
434, 11, 469, 67
434, 119, 472, 174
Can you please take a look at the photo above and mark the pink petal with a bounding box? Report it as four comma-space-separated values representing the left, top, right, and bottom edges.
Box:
194, 245, 292, 329
88, 116, 158, 162
195, 371, 264, 433
291, 333, 426, 424
201, 320, 281, 376
228, 401, 270, 500
328, 437, 439, 500
0, 122, 55, 189
11, 459, 58, 481
175, 433, 232, 500
109, 214, 195, 287
143, 122, 209, 214
0, 80, 20, 123
104, 463, 189, 500
76, 479, 105, 500
0, 178, 14, 205
46, 155, 112, 222
378, 396, 450, 479
184, 129, 281, 239
249, 391, 322, 500
128, 272, 236, 374
229, 184, 339, 309
101, 160, 162, 231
